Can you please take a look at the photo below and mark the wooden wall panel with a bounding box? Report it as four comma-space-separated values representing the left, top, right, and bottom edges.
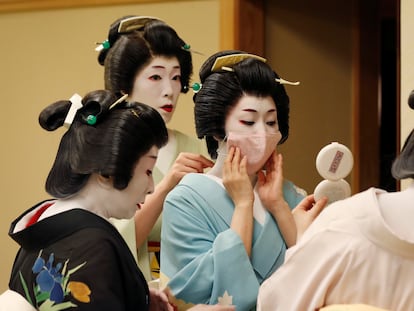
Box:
220, 0, 264, 56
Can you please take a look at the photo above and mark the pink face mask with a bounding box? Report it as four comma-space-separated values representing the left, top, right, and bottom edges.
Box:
226, 132, 282, 174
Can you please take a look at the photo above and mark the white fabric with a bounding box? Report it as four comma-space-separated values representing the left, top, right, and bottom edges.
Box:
320, 304, 390, 311
257, 186, 414, 311
0, 290, 36, 311
204, 174, 267, 225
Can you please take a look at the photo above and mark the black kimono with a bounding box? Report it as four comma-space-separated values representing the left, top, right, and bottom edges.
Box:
8, 200, 149, 311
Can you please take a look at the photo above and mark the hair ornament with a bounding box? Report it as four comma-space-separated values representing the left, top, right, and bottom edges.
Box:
117, 16, 163, 33
95, 39, 110, 52
275, 77, 300, 86
212, 54, 300, 86
64, 93, 83, 129
131, 110, 140, 118
221, 66, 234, 72
182, 43, 204, 55
211, 53, 266, 72
85, 115, 97, 125
189, 82, 202, 93
109, 93, 129, 110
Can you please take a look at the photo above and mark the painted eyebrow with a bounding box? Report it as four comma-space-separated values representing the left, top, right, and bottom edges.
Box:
150, 65, 181, 70
241, 108, 276, 113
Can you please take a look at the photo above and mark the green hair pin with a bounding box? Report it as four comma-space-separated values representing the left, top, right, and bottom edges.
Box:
182, 43, 203, 55
189, 82, 202, 93
85, 115, 97, 125
95, 39, 110, 52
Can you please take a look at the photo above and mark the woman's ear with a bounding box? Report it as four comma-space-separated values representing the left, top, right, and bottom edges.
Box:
96, 174, 113, 189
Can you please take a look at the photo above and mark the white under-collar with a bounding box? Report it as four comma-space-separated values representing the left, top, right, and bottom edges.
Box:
204, 174, 266, 225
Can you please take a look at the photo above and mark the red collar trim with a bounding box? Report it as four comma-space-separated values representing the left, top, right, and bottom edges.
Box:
26, 202, 54, 228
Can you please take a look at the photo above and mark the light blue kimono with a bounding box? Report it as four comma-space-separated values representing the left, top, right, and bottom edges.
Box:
160, 173, 305, 311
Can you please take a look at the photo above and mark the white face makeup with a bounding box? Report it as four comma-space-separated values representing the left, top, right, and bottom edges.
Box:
222, 95, 282, 174
130, 56, 181, 124
111, 146, 158, 219
224, 95, 281, 136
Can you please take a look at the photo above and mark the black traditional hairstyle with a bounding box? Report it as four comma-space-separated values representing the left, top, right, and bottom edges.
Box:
39, 90, 168, 198
391, 93, 414, 179
193, 50, 290, 159
98, 15, 192, 95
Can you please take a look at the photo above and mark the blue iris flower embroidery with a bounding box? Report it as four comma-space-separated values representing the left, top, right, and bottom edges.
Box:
19, 250, 90, 311
32, 253, 64, 303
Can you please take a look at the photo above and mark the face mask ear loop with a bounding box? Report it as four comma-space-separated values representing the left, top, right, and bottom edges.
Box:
216, 135, 228, 157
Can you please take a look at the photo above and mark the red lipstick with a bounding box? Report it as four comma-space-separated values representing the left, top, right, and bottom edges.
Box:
161, 105, 173, 113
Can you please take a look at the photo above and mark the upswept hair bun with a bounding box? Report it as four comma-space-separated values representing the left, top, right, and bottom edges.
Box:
39, 90, 114, 131
41, 90, 168, 198
97, 15, 137, 66
194, 50, 290, 159
98, 15, 192, 94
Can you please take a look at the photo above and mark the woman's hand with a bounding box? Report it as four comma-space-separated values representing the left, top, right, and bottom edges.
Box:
257, 151, 287, 213
222, 147, 254, 207
149, 288, 174, 311
134, 153, 213, 247
257, 151, 297, 246
162, 287, 236, 311
223, 147, 254, 256
292, 194, 327, 241
163, 152, 214, 192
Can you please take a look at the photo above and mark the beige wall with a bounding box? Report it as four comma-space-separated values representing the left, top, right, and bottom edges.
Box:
0, 0, 219, 290
401, 0, 414, 189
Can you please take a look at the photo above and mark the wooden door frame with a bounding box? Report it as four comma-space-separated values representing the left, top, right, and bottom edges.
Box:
351, 0, 381, 192
352, 0, 400, 192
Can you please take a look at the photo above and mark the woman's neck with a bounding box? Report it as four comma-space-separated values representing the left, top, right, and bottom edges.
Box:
39, 176, 112, 221
156, 128, 176, 175
206, 152, 226, 178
